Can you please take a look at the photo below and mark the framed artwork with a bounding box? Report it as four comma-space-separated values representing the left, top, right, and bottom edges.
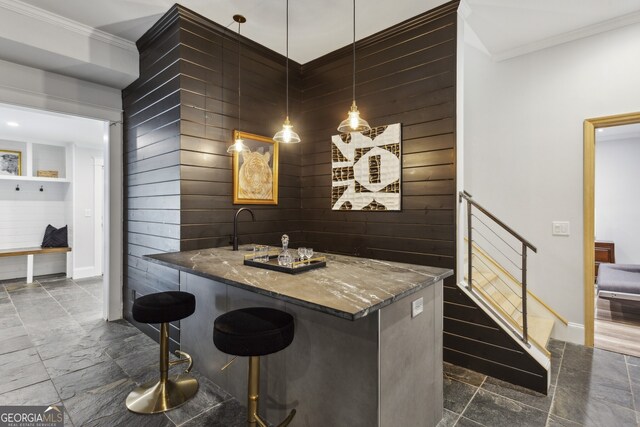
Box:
0, 149, 21, 176
233, 130, 279, 205
331, 123, 401, 211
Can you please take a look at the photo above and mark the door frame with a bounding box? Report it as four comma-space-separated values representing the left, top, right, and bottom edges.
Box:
94, 157, 104, 276
583, 111, 640, 346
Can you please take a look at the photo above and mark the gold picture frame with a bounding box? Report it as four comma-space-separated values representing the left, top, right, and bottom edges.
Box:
232, 130, 279, 205
0, 149, 21, 176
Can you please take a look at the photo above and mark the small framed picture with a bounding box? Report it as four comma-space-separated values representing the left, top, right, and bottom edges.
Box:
232, 130, 279, 205
0, 150, 21, 176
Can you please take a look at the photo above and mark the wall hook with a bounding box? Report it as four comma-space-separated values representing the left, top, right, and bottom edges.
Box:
39, 185, 44, 192
15, 184, 20, 191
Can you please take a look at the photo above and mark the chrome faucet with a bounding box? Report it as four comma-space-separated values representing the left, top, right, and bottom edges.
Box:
232, 208, 255, 251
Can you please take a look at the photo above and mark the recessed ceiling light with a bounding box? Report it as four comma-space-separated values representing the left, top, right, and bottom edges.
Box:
6, 121, 19, 127
597, 128, 604, 132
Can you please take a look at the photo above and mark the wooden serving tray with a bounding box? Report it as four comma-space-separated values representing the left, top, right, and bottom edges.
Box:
243, 253, 327, 275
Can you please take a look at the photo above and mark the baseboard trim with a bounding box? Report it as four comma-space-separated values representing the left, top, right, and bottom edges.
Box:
551, 322, 584, 345
73, 266, 96, 280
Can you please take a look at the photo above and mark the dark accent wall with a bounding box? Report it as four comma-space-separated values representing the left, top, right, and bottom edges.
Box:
123, 5, 301, 350
123, 0, 547, 393
299, 3, 457, 268
298, 1, 546, 393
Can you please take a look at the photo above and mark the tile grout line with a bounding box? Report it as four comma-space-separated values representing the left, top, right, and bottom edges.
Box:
37, 279, 83, 324
545, 341, 566, 426
453, 376, 487, 426
624, 355, 639, 424
175, 397, 238, 427
70, 277, 101, 301
2, 281, 67, 419
174, 398, 233, 427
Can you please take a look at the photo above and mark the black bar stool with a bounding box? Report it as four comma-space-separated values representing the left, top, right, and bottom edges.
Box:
214, 307, 296, 427
126, 291, 199, 414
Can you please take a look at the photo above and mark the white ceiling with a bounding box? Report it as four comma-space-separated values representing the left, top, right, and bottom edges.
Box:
464, 0, 640, 60
15, 0, 448, 64
0, 103, 105, 147
13, 0, 640, 64
2, 2, 639, 149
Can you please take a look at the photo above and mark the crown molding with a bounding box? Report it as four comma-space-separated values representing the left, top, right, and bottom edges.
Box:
0, 0, 137, 53
493, 9, 640, 62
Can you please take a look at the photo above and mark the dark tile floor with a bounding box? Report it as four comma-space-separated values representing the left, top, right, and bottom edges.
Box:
2, 275, 640, 426
440, 339, 640, 427
0, 275, 245, 426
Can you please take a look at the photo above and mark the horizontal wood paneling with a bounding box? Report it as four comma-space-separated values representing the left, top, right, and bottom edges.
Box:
175, 7, 302, 253
123, 9, 183, 346
124, 2, 547, 394
443, 284, 548, 393
299, 4, 457, 266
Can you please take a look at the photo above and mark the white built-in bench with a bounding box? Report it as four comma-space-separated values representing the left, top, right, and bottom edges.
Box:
0, 247, 72, 283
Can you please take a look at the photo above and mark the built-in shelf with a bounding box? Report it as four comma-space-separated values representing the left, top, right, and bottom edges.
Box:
0, 175, 70, 183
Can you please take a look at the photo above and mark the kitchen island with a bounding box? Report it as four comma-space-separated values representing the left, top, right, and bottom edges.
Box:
145, 246, 453, 427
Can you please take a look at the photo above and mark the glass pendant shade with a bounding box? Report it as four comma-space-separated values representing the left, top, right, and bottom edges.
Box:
337, 0, 371, 134
273, 0, 301, 144
226, 137, 249, 153
337, 100, 370, 133
228, 15, 247, 154
273, 117, 301, 144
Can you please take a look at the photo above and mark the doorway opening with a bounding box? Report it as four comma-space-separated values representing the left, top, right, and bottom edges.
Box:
584, 112, 640, 350
0, 102, 112, 321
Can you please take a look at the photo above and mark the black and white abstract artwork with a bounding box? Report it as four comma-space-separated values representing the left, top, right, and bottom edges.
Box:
0, 150, 20, 176
331, 124, 401, 211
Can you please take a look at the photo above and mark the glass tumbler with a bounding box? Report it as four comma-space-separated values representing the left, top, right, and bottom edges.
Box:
254, 245, 269, 262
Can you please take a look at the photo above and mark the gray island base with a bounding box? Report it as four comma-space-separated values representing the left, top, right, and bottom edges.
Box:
145, 246, 453, 427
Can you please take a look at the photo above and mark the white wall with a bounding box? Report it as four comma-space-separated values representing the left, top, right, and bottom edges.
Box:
463, 22, 640, 343
0, 184, 68, 280
595, 136, 640, 264
73, 145, 103, 278
0, 58, 123, 320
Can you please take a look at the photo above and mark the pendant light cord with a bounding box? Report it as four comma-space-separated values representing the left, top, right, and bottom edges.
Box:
286, 0, 290, 117
352, 0, 356, 103
237, 21, 241, 131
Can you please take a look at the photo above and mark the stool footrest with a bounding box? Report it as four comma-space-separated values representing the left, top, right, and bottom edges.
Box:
170, 350, 193, 373
252, 409, 296, 427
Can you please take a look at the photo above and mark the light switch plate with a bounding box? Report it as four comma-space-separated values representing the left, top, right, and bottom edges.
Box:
84, 209, 92, 217
552, 221, 570, 236
412, 297, 424, 318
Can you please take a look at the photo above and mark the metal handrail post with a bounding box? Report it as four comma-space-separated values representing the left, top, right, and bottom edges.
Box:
467, 201, 473, 292
521, 242, 528, 344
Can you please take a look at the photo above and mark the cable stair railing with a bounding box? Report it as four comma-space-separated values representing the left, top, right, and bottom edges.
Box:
460, 191, 552, 356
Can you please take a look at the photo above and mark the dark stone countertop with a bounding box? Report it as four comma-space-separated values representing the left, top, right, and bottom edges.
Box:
145, 246, 453, 321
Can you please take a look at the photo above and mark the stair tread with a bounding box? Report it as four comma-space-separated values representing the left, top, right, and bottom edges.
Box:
527, 316, 555, 349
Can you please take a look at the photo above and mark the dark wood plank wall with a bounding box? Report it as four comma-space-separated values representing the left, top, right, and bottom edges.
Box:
122, 13, 183, 348
122, 5, 302, 349
123, 1, 547, 392
298, 1, 547, 393
174, 8, 302, 252
299, 7, 458, 268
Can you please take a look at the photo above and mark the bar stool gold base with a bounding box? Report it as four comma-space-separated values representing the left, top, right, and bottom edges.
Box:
247, 356, 296, 427
126, 373, 199, 414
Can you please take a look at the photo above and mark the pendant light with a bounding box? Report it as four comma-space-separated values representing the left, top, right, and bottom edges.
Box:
227, 14, 250, 153
273, 0, 301, 144
337, 0, 370, 134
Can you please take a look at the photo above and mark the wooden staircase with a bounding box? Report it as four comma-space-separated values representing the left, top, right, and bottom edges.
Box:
458, 191, 567, 393
465, 245, 565, 358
